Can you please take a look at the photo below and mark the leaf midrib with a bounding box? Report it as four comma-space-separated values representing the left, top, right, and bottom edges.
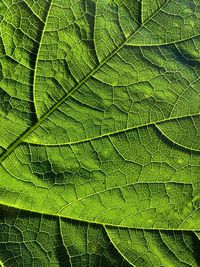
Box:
0, 0, 171, 164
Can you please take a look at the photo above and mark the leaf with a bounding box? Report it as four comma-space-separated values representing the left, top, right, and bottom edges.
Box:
0, 206, 129, 266
105, 226, 200, 266
1, 0, 200, 265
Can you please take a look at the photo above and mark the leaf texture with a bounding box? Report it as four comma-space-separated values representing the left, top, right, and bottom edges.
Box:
1, 0, 200, 266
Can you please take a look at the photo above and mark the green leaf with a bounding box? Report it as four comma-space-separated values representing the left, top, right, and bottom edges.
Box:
105, 226, 200, 266
0, 206, 129, 266
1, 0, 200, 265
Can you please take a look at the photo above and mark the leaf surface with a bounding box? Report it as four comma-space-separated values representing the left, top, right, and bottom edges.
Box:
1, 0, 200, 265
